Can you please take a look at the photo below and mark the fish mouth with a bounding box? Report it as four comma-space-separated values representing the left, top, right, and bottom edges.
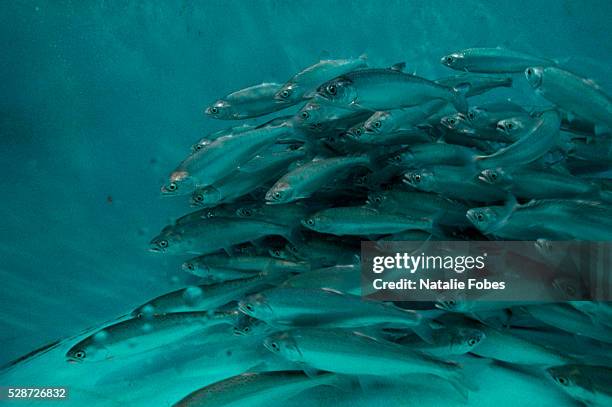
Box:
65, 356, 82, 364
160, 185, 174, 194
477, 174, 492, 184
303, 90, 320, 99
264, 195, 280, 205
149, 243, 165, 253
465, 210, 479, 226
237, 301, 251, 315
262, 338, 275, 352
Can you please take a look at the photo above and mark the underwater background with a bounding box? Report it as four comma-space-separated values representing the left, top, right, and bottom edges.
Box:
1, 0, 612, 405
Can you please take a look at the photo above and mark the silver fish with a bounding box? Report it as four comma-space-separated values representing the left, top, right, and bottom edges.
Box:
162, 124, 293, 195
525, 66, 612, 131
191, 124, 257, 153
404, 165, 507, 202
365, 189, 470, 227
302, 206, 433, 236
205, 82, 296, 119
313, 68, 470, 113
239, 287, 420, 328
149, 217, 295, 255
436, 74, 513, 97
173, 371, 338, 407
182, 253, 310, 281
265, 156, 370, 204
467, 199, 612, 240
476, 110, 561, 169
442, 48, 555, 73
132, 274, 282, 316
275, 55, 367, 104
397, 327, 486, 357
263, 329, 467, 391
547, 364, 612, 407
389, 143, 478, 168
66, 312, 234, 363
478, 168, 599, 199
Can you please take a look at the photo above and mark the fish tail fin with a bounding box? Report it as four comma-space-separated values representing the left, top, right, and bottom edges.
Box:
282, 228, 305, 248
447, 369, 478, 401
451, 83, 471, 114
599, 190, 612, 203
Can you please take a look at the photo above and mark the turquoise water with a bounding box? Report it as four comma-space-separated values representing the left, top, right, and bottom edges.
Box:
1, 1, 611, 405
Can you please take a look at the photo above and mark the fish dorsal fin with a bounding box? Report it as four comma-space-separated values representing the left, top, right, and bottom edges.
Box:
390, 62, 406, 72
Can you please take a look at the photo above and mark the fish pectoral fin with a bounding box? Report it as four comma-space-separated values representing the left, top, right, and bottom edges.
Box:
301, 363, 324, 378
411, 322, 436, 344
389, 62, 406, 72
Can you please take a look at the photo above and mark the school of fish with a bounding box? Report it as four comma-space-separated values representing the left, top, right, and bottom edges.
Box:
7, 48, 612, 406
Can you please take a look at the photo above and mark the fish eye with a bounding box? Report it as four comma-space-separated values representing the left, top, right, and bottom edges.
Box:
327, 84, 337, 95
507, 123, 513, 129
393, 155, 401, 162
244, 304, 254, 312
158, 240, 168, 248
167, 183, 177, 192
490, 172, 497, 180
374, 196, 382, 203
468, 112, 475, 120
300, 111, 309, 119
210, 107, 219, 114
448, 299, 456, 306
306, 219, 315, 226
477, 213, 484, 221
415, 174, 421, 182
555, 376, 569, 386
74, 350, 86, 359
449, 118, 456, 125
355, 128, 362, 135
272, 249, 281, 256
281, 90, 290, 98
195, 144, 203, 151
446, 56, 454, 64
194, 194, 204, 202
526, 68, 532, 76
468, 337, 478, 346
273, 192, 282, 199
373, 121, 381, 128
243, 326, 250, 333
185, 263, 194, 271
